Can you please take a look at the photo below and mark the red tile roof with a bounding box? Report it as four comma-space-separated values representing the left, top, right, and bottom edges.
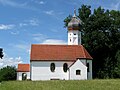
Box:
17, 64, 30, 72
30, 45, 93, 61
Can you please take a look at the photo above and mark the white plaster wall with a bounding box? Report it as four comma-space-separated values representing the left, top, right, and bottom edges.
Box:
87, 60, 92, 79
17, 72, 30, 80
69, 59, 87, 80
31, 61, 73, 81
79, 59, 92, 80
17, 72, 22, 80
81, 59, 86, 65
68, 30, 81, 45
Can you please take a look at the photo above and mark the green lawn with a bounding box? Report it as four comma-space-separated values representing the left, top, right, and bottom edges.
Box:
0, 79, 120, 90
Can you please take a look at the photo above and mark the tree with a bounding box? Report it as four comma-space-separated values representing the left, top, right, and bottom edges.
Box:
0, 48, 3, 59
0, 66, 17, 81
64, 5, 120, 78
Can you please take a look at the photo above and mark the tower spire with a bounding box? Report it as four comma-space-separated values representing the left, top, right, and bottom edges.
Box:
73, 8, 76, 17
67, 9, 81, 45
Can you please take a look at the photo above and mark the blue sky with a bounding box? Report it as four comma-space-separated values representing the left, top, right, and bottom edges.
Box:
0, 0, 120, 68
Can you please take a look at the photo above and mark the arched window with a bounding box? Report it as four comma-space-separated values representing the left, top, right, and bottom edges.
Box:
50, 63, 55, 72
76, 70, 81, 75
63, 63, 68, 72
22, 73, 27, 80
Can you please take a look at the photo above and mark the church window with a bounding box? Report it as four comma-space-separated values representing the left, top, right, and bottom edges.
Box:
63, 63, 68, 72
70, 39, 71, 42
50, 63, 55, 72
76, 70, 81, 75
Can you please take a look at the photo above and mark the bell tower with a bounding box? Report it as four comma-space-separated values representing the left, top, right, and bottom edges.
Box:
67, 9, 81, 45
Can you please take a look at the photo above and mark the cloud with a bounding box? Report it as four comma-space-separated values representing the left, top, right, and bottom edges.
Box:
34, 0, 45, 5
32, 34, 67, 45
0, 24, 15, 30
41, 39, 67, 45
0, 18, 40, 31
43, 10, 64, 21
29, 18, 39, 26
14, 44, 28, 50
0, 0, 27, 8
14, 44, 30, 54
110, 1, 120, 10
0, 0, 39, 11
32, 33, 48, 42
19, 18, 40, 27
50, 28, 59, 33
39, 1, 45, 4
10, 31, 19, 35
32, 33, 45, 37
19, 23, 28, 27
93, 0, 120, 11
0, 53, 23, 68
44, 10, 54, 15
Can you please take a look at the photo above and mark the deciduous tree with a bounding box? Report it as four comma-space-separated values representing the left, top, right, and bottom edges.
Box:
64, 5, 120, 78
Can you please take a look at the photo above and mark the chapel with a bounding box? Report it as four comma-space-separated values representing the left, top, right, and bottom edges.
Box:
17, 10, 93, 80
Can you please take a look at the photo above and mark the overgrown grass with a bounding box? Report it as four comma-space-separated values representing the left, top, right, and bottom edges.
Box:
0, 79, 120, 90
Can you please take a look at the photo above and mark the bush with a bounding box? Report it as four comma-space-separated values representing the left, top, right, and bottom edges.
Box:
0, 66, 17, 81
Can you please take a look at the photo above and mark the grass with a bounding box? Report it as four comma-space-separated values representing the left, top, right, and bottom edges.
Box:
0, 79, 120, 90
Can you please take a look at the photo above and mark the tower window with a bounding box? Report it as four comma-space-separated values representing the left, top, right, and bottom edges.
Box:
63, 63, 68, 72
74, 33, 76, 35
50, 63, 55, 72
76, 70, 81, 75
70, 39, 71, 42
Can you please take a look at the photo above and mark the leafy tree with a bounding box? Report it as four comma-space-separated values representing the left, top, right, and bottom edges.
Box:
0, 66, 17, 81
64, 15, 72, 28
64, 5, 120, 78
0, 48, 3, 59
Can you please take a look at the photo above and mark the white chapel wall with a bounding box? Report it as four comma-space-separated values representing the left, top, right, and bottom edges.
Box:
31, 61, 73, 81
69, 59, 87, 80
80, 59, 92, 79
17, 72, 30, 80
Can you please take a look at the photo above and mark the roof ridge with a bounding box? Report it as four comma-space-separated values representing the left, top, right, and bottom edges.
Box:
32, 44, 67, 46
32, 44, 83, 46
18, 63, 30, 65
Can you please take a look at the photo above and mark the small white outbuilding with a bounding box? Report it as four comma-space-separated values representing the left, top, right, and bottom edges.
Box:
17, 64, 30, 80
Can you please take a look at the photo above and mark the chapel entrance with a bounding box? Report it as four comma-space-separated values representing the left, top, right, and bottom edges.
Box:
22, 73, 27, 80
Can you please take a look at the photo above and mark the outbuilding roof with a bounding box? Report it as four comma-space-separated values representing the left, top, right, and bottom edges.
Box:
30, 44, 92, 61
17, 64, 30, 72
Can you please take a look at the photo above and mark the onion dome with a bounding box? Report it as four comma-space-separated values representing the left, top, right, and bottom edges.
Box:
68, 9, 81, 30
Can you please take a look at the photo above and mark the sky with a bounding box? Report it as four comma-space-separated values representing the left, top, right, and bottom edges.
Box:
0, 0, 120, 68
